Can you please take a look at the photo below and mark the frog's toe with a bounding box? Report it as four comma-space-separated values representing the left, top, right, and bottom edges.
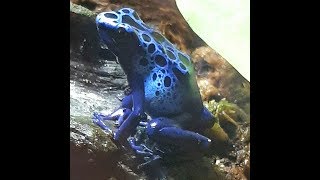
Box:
92, 113, 113, 134
128, 137, 154, 156
93, 112, 109, 121
102, 108, 128, 121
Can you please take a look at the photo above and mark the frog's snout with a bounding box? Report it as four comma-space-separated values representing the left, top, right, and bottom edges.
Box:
96, 12, 120, 29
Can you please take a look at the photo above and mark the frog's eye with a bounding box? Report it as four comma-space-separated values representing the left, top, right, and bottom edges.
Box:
104, 13, 118, 19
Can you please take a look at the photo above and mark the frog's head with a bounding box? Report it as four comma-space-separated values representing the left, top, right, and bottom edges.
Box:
96, 8, 145, 60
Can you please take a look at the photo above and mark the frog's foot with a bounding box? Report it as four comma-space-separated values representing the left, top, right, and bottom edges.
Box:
92, 108, 131, 134
92, 112, 113, 134
93, 107, 132, 126
146, 117, 213, 153
93, 110, 147, 142
95, 88, 146, 143
128, 137, 154, 156
128, 137, 162, 169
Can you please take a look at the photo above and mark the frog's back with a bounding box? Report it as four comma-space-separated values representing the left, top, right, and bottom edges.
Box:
134, 21, 203, 118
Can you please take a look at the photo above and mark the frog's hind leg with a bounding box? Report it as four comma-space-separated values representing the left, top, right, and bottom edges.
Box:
129, 136, 165, 179
146, 117, 212, 153
198, 106, 216, 130
128, 137, 154, 157
128, 137, 163, 170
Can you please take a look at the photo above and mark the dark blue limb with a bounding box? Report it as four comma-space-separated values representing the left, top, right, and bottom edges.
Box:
92, 112, 113, 134
114, 108, 143, 141
146, 117, 212, 152
92, 107, 131, 128
93, 74, 145, 143
113, 79, 145, 141
115, 108, 132, 127
95, 94, 133, 120
92, 94, 133, 132
92, 107, 147, 137
128, 137, 154, 156
93, 108, 127, 121
121, 94, 133, 109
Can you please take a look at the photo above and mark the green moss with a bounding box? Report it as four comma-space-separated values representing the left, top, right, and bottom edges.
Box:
204, 98, 249, 139
207, 98, 249, 123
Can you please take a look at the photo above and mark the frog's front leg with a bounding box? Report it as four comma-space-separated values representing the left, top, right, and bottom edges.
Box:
114, 87, 145, 142
93, 73, 145, 144
110, 75, 145, 142
146, 117, 212, 153
92, 94, 133, 132
93, 107, 132, 129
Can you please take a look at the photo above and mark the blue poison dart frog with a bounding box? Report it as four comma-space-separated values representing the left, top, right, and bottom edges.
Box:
93, 8, 217, 163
